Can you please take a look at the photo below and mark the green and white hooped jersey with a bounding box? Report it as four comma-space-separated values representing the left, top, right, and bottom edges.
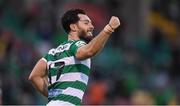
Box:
42, 40, 91, 105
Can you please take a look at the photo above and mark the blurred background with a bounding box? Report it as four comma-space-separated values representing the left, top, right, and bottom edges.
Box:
0, 0, 180, 105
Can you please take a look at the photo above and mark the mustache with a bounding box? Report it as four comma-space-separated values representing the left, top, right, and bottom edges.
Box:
78, 30, 94, 43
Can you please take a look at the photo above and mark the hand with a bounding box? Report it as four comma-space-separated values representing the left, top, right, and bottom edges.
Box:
109, 16, 120, 30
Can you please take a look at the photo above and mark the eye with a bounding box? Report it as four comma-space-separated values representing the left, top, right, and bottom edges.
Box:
79, 20, 91, 25
84, 22, 89, 25
82, 20, 89, 25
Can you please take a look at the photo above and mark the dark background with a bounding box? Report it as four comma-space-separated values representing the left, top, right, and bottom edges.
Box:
0, 0, 180, 105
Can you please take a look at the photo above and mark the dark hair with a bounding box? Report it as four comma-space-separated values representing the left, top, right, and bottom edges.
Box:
61, 9, 86, 33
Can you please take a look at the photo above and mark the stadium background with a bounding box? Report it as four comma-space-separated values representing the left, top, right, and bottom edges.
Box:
0, 0, 180, 105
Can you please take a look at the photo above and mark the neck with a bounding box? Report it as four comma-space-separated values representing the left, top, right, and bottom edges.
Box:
68, 32, 80, 41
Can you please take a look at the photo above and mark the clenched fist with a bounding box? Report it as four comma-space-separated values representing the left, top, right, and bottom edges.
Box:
109, 16, 120, 30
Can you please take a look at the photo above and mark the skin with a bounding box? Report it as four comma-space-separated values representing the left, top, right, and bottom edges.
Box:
68, 14, 94, 43
29, 59, 48, 97
29, 13, 120, 97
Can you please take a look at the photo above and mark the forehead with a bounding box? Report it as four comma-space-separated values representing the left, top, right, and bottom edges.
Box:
78, 14, 91, 21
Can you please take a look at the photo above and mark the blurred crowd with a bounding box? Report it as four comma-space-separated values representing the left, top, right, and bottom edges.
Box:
0, 0, 180, 105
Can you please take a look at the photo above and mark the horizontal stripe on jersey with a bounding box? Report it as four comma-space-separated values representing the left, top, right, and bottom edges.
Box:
62, 87, 84, 99
45, 51, 71, 61
48, 94, 81, 105
49, 64, 90, 76
46, 56, 91, 69
51, 72, 89, 85
48, 87, 84, 100
48, 81, 87, 92
47, 100, 75, 106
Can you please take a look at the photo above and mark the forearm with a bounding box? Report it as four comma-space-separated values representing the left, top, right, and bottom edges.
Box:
76, 16, 120, 60
86, 25, 113, 55
30, 77, 48, 97
29, 59, 48, 97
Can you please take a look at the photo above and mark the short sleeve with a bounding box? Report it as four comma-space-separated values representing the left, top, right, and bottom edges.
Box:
42, 48, 56, 62
70, 40, 87, 56
42, 54, 48, 62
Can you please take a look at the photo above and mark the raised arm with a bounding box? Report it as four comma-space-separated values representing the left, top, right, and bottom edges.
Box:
28, 58, 48, 97
76, 16, 120, 60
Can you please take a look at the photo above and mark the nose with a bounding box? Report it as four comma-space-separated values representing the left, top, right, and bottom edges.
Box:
89, 23, 94, 30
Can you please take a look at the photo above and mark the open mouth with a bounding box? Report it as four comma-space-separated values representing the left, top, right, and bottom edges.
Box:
87, 30, 93, 36
87, 32, 93, 36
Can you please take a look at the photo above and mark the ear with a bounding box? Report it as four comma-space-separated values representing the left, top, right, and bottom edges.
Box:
70, 24, 78, 32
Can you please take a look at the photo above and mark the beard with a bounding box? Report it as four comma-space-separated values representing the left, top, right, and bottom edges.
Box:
79, 30, 94, 43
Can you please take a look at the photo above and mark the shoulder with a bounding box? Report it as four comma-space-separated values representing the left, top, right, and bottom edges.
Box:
68, 40, 87, 56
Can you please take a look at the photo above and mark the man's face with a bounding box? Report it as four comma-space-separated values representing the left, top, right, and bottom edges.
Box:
76, 14, 94, 43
